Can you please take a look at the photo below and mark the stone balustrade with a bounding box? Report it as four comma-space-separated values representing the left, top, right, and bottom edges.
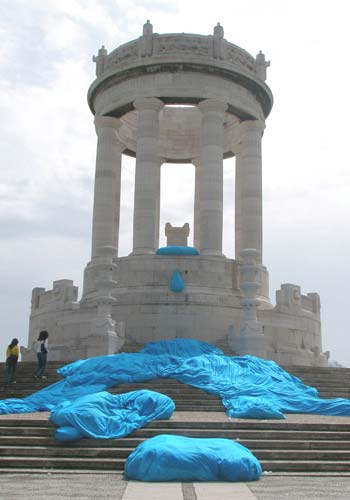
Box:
93, 30, 262, 80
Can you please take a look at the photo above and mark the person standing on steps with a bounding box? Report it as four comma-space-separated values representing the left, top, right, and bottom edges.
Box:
34, 330, 49, 380
5, 338, 19, 384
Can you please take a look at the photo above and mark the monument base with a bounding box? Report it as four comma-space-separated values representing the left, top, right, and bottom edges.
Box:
24, 255, 327, 366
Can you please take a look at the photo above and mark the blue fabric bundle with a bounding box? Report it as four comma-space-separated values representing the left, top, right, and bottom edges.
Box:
51, 390, 175, 441
156, 246, 199, 255
169, 270, 185, 292
125, 434, 262, 481
1, 338, 350, 420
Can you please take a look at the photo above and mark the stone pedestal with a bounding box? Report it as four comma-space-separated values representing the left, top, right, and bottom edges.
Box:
165, 223, 190, 246
238, 248, 267, 357
87, 246, 124, 357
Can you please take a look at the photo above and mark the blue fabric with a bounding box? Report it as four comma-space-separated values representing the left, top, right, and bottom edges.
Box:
51, 390, 175, 441
125, 434, 262, 481
170, 270, 184, 292
140, 338, 224, 357
55, 426, 83, 441
156, 246, 199, 255
1, 339, 350, 419
226, 396, 285, 419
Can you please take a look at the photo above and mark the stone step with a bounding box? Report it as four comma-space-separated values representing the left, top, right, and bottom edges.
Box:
2, 453, 350, 473
260, 460, 350, 473
255, 449, 350, 460
146, 419, 350, 431
174, 406, 224, 412
2, 445, 350, 463
285, 367, 350, 373
4, 416, 350, 431
3, 425, 350, 443
0, 426, 53, 437
0, 445, 133, 459
318, 393, 350, 398
3, 435, 350, 451
0, 436, 139, 447
314, 386, 350, 391
131, 428, 350, 440
300, 378, 350, 384
0, 457, 123, 470
4, 415, 350, 430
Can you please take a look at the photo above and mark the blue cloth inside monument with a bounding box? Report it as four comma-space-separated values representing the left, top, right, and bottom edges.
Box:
1, 338, 350, 420
51, 389, 175, 441
125, 434, 262, 482
156, 246, 199, 255
169, 270, 185, 292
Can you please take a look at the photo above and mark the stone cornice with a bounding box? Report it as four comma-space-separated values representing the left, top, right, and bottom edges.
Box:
88, 60, 273, 119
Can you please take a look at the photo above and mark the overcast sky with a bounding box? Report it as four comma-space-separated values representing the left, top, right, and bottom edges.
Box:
1, 0, 350, 366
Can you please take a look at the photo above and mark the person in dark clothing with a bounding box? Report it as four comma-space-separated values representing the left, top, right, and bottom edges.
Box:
33, 331, 49, 380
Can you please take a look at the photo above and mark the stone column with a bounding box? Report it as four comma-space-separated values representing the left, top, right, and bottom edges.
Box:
192, 157, 201, 249
234, 147, 242, 259
132, 97, 164, 254
239, 120, 265, 264
112, 151, 122, 254
198, 99, 227, 255
154, 161, 162, 250
91, 116, 123, 260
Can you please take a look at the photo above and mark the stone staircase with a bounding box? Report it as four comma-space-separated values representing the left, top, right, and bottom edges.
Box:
1, 361, 350, 473
1, 415, 350, 473
287, 366, 350, 399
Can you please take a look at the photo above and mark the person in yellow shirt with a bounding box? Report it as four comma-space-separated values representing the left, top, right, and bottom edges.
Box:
5, 338, 19, 384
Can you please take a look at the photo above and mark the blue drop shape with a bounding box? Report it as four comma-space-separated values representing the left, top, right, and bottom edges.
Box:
170, 270, 184, 293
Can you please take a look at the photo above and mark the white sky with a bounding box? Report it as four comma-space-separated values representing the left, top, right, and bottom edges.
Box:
1, 0, 350, 365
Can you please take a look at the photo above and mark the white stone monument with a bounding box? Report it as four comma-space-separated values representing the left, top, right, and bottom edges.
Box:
22, 22, 328, 366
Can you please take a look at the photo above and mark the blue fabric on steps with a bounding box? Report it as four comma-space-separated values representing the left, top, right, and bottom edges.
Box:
1, 338, 350, 420
51, 389, 175, 441
125, 434, 262, 481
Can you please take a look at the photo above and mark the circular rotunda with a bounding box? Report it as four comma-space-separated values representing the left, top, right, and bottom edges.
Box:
26, 22, 327, 367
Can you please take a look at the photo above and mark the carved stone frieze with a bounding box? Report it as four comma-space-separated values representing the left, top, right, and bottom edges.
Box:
225, 45, 256, 74
94, 33, 261, 80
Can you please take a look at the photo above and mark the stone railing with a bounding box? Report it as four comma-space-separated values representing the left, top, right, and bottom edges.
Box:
93, 24, 269, 82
